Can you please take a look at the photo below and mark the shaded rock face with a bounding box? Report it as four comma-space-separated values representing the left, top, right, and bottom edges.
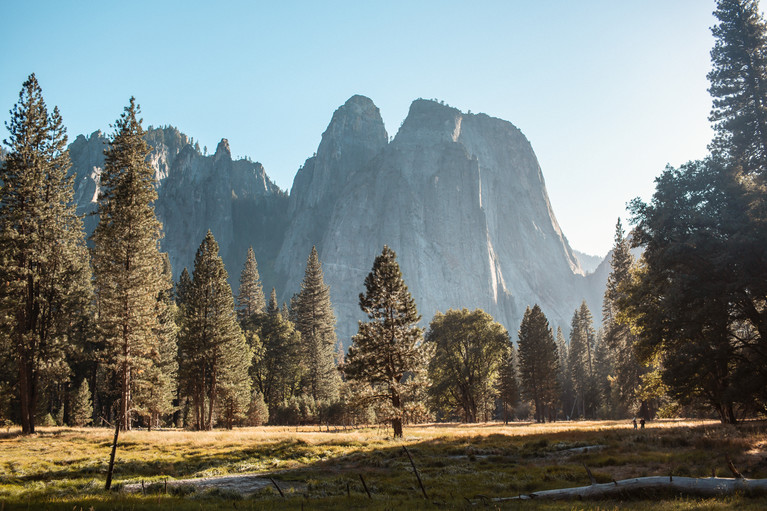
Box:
278, 98, 602, 344
276, 95, 388, 285
68, 128, 288, 289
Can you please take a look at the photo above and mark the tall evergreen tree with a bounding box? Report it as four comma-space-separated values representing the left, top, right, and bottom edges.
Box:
517, 305, 560, 423
92, 98, 167, 430
568, 302, 599, 418
236, 247, 265, 323
246, 288, 302, 416
602, 219, 646, 416
70, 378, 93, 427
555, 326, 575, 419
709, 0, 767, 175
0, 74, 92, 434
176, 267, 193, 309
134, 254, 178, 430
293, 246, 341, 402
494, 341, 519, 424
177, 231, 251, 430
344, 246, 424, 437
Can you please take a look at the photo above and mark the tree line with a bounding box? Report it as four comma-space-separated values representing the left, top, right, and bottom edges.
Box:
0, 73, 652, 435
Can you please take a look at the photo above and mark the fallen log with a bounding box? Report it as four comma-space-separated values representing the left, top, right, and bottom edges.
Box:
487, 476, 767, 501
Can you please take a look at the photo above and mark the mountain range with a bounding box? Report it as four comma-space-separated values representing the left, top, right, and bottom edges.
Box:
67, 96, 610, 344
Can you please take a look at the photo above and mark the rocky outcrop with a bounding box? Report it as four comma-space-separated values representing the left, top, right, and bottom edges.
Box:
275, 95, 388, 284
68, 128, 288, 288
67, 97, 611, 343
278, 98, 601, 343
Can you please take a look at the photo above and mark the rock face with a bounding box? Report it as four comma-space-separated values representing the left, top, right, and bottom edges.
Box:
67, 97, 610, 343
68, 127, 288, 286
277, 97, 604, 343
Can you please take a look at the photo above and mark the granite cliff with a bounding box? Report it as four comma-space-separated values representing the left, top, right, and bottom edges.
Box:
277, 97, 604, 342
67, 97, 608, 343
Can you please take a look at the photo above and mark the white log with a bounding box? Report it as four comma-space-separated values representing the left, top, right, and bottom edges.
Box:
488, 476, 767, 501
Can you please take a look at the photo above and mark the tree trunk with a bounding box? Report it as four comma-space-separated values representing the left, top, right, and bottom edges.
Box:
18, 357, 34, 434
391, 386, 403, 438
207, 359, 217, 430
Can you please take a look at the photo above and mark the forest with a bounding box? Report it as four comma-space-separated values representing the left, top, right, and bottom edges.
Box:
2, 0, 767, 440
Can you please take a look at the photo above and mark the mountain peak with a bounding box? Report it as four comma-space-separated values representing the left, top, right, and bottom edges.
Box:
396, 98, 463, 144
215, 138, 231, 159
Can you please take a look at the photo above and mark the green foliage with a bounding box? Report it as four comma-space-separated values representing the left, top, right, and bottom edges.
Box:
426, 308, 509, 422
602, 219, 647, 418
246, 293, 302, 420
292, 246, 341, 402
624, 160, 748, 423
235, 246, 265, 322
0, 74, 92, 434
344, 245, 424, 437
709, 0, 767, 175
177, 231, 251, 430
495, 340, 519, 423
70, 378, 93, 426
568, 302, 599, 418
92, 97, 169, 430
517, 305, 559, 423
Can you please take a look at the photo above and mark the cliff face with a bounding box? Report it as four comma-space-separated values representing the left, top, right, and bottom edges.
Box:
67, 97, 609, 342
68, 128, 288, 289
279, 98, 599, 343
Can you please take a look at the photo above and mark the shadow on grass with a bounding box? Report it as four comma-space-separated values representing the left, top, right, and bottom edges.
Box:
4, 420, 767, 508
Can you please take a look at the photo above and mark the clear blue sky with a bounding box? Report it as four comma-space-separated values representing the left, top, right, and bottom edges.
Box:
1, 1, 718, 257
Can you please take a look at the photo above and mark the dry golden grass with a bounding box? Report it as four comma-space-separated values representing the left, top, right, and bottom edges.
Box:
1, 419, 767, 510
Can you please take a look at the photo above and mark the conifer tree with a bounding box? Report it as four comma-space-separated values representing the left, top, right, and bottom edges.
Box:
70, 378, 93, 426
568, 301, 599, 418
344, 246, 424, 437
177, 231, 251, 430
293, 246, 341, 402
517, 305, 560, 423
236, 247, 265, 323
495, 342, 519, 424
134, 254, 178, 430
602, 219, 644, 414
92, 98, 167, 431
247, 288, 302, 416
708, 0, 767, 174
0, 74, 92, 434
176, 267, 193, 308
555, 326, 575, 419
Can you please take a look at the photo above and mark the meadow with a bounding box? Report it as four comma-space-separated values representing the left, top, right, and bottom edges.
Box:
2, 419, 767, 510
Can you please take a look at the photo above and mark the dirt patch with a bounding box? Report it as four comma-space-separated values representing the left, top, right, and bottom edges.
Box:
124, 473, 306, 496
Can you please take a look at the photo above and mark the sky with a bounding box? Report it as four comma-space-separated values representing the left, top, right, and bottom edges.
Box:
1, 1, 719, 257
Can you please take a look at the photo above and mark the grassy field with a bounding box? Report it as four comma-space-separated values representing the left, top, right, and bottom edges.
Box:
2, 419, 767, 510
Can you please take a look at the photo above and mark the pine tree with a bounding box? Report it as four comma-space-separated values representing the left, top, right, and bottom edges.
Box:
0, 74, 92, 434
517, 305, 560, 423
247, 289, 302, 417
708, 0, 767, 175
134, 254, 178, 430
177, 231, 251, 430
293, 246, 341, 402
555, 326, 575, 419
602, 219, 645, 415
176, 267, 193, 308
344, 246, 424, 437
92, 98, 167, 431
568, 301, 599, 418
70, 378, 93, 426
495, 342, 519, 424
236, 247, 265, 323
